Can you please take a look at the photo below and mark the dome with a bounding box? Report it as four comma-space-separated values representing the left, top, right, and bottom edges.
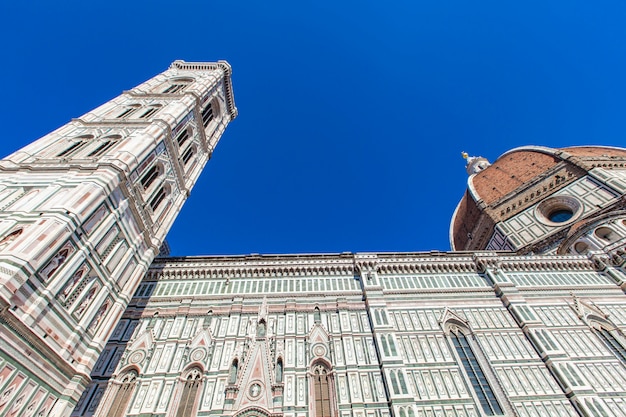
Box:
450, 145, 626, 252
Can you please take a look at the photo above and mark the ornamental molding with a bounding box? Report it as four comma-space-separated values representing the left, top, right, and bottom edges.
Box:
170, 60, 238, 119
147, 257, 355, 280
569, 296, 609, 321
557, 210, 626, 255
491, 163, 583, 221
491, 255, 596, 272
375, 259, 477, 275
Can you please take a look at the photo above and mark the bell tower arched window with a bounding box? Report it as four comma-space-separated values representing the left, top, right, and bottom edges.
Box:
140, 163, 163, 191
116, 104, 140, 119
87, 135, 121, 158
182, 146, 196, 165
138, 104, 161, 119
149, 184, 169, 212
56, 135, 94, 158
201, 101, 215, 128
161, 77, 194, 94
175, 368, 202, 417
109, 370, 138, 417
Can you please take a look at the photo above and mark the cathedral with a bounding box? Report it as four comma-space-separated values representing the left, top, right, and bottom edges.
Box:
0, 61, 625, 417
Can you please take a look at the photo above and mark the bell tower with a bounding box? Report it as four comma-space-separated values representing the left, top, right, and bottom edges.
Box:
0, 61, 236, 416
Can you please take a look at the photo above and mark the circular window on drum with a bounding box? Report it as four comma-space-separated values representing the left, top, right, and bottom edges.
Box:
535, 195, 582, 226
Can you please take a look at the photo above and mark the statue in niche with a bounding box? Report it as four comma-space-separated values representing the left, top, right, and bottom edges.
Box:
61, 269, 86, 301
228, 360, 238, 384
41, 248, 69, 279
275, 358, 283, 383
0, 228, 22, 250
257, 321, 266, 338
75, 287, 97, 317
88, 301, 110, 332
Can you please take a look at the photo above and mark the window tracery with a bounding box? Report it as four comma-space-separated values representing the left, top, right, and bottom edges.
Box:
149, 184, 170, 212
115, 104, 140, 119
444, 320, 503, 416
138, 104, 162, 119
175, 367, 202, 417
182, 146, 196, 165
140, 163, 164, 191
311, 363, 334, 417
161, 77, 194, 94
108, 370, 138, 417
201, 101, 215, 128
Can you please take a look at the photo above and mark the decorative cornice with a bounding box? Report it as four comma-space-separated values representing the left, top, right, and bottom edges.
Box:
146, 251, 610, 282
170, 60, 238, 119
148, 254, 355, 280
493, 254, 596, 272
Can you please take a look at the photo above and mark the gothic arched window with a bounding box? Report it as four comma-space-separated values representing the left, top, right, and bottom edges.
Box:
56, 134, 94, 158
175, 368, 202, 417
161, 78, 194, 94
108, 370, 138, 417
312, 363, 333, 417
201, 102, 214, 128
149, 185, 169, 212
182, 146, 196, 166
389, 370, 408, 395
140, 163, 164, 191
87, 135, 121, 158
137, 104, 161, 119
595, 326, 626, 365
176, 127, 190, 148
374, 310, 382, 325
450, 330, 503, 415
381, 335, 389, 356
116, 104, 140, 119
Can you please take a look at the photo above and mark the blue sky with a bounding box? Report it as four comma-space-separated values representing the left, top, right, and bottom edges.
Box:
1, 1, 625, 256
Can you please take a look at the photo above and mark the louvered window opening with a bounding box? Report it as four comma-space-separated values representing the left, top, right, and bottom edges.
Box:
202, 105, 214, 127
177, 129, 189, 147
139, 107, 159, 119
87, 141, 116, 157
141, 166, 159, 190
163, 84, 187, 94
150, 187, 166, 211
182, 147, 194, 165
57, 142, 86, 157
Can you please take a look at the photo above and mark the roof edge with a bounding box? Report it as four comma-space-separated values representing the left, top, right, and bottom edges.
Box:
170, 60, 238, 120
